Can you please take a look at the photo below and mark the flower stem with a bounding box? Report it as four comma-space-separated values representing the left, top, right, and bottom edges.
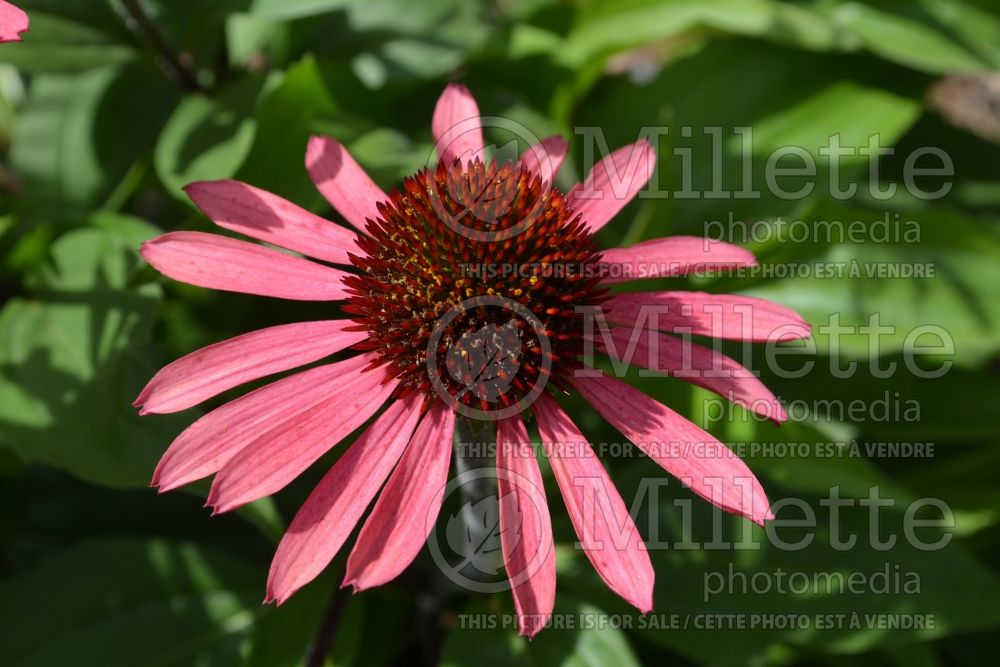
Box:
453, 417, 502, 582
305, 583, 348, 667
116, 0, 206, 93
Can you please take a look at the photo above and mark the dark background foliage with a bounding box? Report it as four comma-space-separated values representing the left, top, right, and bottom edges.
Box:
1, 0, 999, 665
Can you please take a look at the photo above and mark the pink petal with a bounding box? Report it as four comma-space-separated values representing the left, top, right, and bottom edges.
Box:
141, 232, 350, 301
267, 393, 424, 604
306, 135, 388, 233
573, 374, 773, 526
135, 320, 367, 415
520, 136, 568, 185
567, 139, 656, 234
433, 83, 484, 166
496, 416, 555, 638
599, 236, 757, 284
596, 327, 787, 424
604, 291, 811, 342
343, 401, 456, 591
185, 180, 359, 265
207, 361, 397, 513
534, 393, 653, 612
0, 1, 28, 43
153, 356, 370, 493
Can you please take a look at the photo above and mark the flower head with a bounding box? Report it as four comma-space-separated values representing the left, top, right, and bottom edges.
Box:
344, 157, 605, 415
0, 1, 27, 43
137, 84, 809, 637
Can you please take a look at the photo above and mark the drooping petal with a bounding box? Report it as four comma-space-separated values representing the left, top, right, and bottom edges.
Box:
598, 236, 757, 284
567, 139, 656, 234
207, 362, 397, 513
596, 327, 787, 424
267, 393, 424, 603
573, 373, 773, 526
136, 321, 366, 415
534, 393, 653, 612
153, 356, 369, 493
0, 1, 28, 43
141, 231, 351, 301
604, 291, 811, 342
306, 135, 388, 233
497, 416, 555, 637
433, 83, 484, 166
343, 401, 456, 591
185, 180, 359, 265
520, 136, 568, 185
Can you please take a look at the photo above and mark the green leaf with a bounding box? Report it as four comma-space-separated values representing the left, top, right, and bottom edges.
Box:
235, 56, 425, 205
155, 74, 268, 199
740, 203, 1000, 364
747, 81, 921, 160
917, 0, 1000, 68
226, 12, 294, 68
573, 39, 922, 245
0, 538, 263, 666
10, 64, 178, 217
247, 0, 494, 83
829, 3, 990, 74
758, 355, 1000, 443
0, 12, 135, 72
248, 0, 354, 21
345, 0, 494, 84
561, 452, 1000, 665
235, 56, 341, 206
246, 575, 364, 667
440, 596, 642, 667
559, 0, 777, 67
0, 223, 188, 488
139, 0, 252, 75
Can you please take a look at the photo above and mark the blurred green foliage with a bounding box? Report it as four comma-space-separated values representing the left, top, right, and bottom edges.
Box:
1, 0, 999, 665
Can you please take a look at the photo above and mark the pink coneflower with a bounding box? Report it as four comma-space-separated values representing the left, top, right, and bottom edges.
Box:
0, 1, 27, 43
137, 84, 808, 637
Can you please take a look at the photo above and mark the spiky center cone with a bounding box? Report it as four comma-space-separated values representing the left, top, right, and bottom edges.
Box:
344, 159, 606, 417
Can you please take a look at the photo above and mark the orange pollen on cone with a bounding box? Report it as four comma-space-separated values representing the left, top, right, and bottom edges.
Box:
343, 159, 606, 414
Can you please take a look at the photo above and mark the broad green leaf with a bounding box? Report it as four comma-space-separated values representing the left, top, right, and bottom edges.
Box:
897, 440, 1000, 537
10, 64, 178, 217
559, 0, 775, 67
560, 452, 1000, 665
235, 56, 425, 204
235, 56, 342, 206
248, 0, 353, 20
0, 12, 135, 72
155, 74, 268, 199
0, 538, 262, 665
757, 355, 1000, 443
0, 223, 188, 488
9, 0, 124, 27
716, 410, 1000, 537
139, 0, 251, 75
440, 596, 642, 667
226, 12, 294, 68
573, 40, 922, 245
828, 3, 989, 74
747, 81, 920, 160
740, 203, 1000, 363
344, 0, 494, 84
245, 573, 363, 667
917, 0, 1000, 68
244, 0, 493, 83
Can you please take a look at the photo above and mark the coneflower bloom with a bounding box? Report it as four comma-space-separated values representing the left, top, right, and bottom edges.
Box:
137, 84, 809, 637
0, 1, 27, 42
